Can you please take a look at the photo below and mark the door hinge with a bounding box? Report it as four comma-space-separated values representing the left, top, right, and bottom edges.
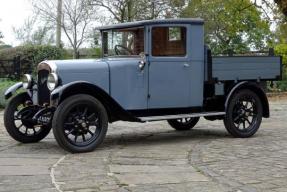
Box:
147, 94, 151, 99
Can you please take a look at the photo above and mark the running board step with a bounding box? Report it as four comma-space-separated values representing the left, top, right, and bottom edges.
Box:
138, 112, 226, 122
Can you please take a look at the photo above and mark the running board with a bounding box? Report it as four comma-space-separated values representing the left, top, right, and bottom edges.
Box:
138, 112, 226, 122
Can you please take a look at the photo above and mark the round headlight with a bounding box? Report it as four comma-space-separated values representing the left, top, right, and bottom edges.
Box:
47, 73, 59, 91
22, 74, 33, 89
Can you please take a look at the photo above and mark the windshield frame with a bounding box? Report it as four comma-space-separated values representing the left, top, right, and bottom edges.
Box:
101, 27, 145, 58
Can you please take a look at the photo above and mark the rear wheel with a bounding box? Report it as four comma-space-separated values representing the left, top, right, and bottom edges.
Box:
4, 93, 51, 143
224, 89, 263, 138
167, 117, 200, 131
52, 94, 108, 153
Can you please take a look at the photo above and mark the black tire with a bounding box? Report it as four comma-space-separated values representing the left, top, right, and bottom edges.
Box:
52, 94, 108, 153
224, 89, 263, 138
167, 117, 200, 131
4, 92, 51, 143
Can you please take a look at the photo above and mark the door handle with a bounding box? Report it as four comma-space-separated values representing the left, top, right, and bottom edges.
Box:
183, 63, 190, 67
138, 61, 146, 71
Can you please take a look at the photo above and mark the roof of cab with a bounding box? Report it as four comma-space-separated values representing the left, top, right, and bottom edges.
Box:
96, 18, 204, 31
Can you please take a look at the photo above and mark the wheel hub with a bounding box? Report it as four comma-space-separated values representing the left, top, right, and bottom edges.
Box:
72, 116, 90, 134
18, 109, 38, 128
239, 109, 245, 115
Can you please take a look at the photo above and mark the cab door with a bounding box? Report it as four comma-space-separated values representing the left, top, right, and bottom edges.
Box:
147, 25, 192, 109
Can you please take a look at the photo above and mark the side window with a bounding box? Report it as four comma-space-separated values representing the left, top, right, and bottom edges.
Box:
152, 27, 186, 57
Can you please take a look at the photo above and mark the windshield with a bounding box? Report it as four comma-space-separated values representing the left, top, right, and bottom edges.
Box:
102, 27, 144, 57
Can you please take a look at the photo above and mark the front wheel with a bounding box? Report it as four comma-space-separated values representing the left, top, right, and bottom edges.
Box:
167, 117, 200, 131
224, 89, 263, 138
52, 94, 108, 153
4, 92, 51, 143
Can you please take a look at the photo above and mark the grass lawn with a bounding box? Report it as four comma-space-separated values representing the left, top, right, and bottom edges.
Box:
0, 79, 19, 108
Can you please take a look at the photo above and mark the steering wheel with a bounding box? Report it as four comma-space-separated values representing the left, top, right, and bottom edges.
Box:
114, 45, 133, 55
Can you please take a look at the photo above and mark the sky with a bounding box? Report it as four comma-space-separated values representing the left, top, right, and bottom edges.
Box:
0, 0, 276, 47
0, 0, 105, 47
0, 0, 32, 46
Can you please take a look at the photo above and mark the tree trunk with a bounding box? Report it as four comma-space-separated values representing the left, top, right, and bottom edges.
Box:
56, 0, 62, 48
151, 1, 155, 19
127, 0, 133, 22
73, 48, 79, 59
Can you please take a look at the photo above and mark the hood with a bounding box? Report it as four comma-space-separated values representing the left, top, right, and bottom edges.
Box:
39, 59, 110, 93
41, 59, 108, 74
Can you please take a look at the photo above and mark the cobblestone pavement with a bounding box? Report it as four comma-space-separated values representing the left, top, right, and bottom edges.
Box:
0, 99, 286, 192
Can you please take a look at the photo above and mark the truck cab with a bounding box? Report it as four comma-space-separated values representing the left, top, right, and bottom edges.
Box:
4, 19, 282, 153
99, 19, 205, 111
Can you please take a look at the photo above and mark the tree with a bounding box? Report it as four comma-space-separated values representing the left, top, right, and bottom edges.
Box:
32, 0, 95, 58
275, 0, 287, 16
13, 17, 55, 45
181, 0, 272, 55
0, 19, 4, 45
0, 31, 3, 45
273, 1, 287, 44
248, 1, 286, 44
56, 0, 62, 48
92, 0, 186, 23
273, 11, 287, 44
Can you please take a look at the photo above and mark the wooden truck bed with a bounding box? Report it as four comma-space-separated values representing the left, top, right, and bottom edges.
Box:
212, 56, 282, 81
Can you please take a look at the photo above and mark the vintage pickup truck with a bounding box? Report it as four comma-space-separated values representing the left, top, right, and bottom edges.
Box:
4, 18, 282, 153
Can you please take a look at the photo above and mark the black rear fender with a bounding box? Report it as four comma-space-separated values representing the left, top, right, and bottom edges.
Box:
225, 81, 269, 118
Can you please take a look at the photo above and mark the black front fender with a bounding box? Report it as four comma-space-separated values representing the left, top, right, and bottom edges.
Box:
4, 82, 23, 99
50, 81, 94, 102
50, 81, 139, 122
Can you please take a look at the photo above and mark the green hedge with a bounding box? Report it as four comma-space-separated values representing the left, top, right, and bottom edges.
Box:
271, 67, 287, 92
0, 45, 66, 74
0, 79, 18, 108
275, 44, 287, 67
273, 44, 287, 91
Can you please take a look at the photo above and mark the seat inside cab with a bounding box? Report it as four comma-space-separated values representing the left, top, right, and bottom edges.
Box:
152, 27, 186, 57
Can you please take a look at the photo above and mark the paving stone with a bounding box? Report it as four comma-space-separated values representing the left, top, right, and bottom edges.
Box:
0, 165, 50, 176
109, 165, 197, 173
114, 172, 209, 185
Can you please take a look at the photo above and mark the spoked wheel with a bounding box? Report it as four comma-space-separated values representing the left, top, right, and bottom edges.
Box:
224, 89, 263, 138
167, 117, 200, 131
4, 92, 51, 143
52, 94, 108, 153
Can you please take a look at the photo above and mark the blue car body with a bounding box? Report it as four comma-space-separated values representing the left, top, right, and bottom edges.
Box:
5, 18, 282, 122
3, 18, 283, 153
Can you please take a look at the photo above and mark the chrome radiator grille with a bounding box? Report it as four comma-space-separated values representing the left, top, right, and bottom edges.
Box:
37, 70, 50, 105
